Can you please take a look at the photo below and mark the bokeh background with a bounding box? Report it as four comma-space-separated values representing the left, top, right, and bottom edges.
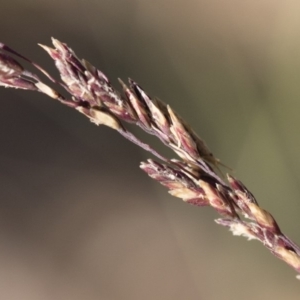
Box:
1, 0, 300, 299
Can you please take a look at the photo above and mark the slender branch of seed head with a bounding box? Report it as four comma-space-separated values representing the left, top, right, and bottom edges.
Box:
118, 129, 168, 162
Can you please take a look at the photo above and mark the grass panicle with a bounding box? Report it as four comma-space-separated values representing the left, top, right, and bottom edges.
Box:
1, 38, 300, 277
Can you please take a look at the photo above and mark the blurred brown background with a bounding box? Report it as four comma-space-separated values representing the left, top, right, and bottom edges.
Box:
1, 0, 300, 299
